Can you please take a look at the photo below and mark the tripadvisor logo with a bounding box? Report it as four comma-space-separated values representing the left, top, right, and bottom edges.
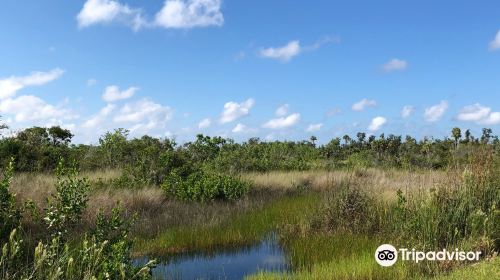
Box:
375, 244, 398, 267
375, 244, 482, 267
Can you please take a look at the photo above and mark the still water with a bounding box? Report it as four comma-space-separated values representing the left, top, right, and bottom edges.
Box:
135, 235, 290, 280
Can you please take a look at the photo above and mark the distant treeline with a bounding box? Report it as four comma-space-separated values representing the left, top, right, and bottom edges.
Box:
0, 126, 499, 175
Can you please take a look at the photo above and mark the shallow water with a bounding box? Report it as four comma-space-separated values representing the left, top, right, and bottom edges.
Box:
135, 235, 289, 280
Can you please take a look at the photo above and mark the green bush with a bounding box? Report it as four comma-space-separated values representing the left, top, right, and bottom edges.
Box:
311, 185, 381, 235
162, 170, 250, 202
44, 160, 90, 238
0, 159, 20, 240
0, 160, 155, 280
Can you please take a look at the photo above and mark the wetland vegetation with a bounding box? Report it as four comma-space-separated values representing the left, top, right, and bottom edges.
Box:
0, 125, 499, 279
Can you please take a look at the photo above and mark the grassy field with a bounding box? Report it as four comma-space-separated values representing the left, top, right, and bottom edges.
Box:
8, 167, 499, 279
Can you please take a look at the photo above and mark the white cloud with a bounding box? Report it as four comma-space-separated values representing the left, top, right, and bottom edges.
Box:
259, 36, 339, 63
401, 105, 415, 118
232, 123, 256, 134
102, 85, 138, 102
262, 113, 300, 129
275, 104, 289, 117
0, 95, 76, 123
113, 98, 173, 124
352, 98, 377, 111
306, 123, 323, 132
456, 103, 491, 122
489, 30, 500, 51
82, 103, 116, 129
0, 68, 64, 99
220, 98, 255, 123
368, 116, 387, 132
81, 98, 173, 140
456, 103, 500, 125
198, 118, 211, 129
260, 40, 301, 62
424, 100, 448, 122
77, 0, 223, 31
481, 112, 500, 125
76, 0, 146, 30
155, 0, 223, 29
382, 58, 408, 72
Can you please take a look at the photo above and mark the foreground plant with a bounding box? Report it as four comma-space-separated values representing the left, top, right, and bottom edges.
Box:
0, 159, 156, 279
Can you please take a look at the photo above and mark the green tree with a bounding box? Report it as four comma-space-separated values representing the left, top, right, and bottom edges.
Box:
451, 127, 461, 148
310, 135, 317, 146
48, 126, 73, 146
99, 128, 129, 167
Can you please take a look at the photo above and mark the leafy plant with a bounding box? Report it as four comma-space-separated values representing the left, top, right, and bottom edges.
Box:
163, 169, 250, 201
44, 159, 90, 238
0, 158, 20, 240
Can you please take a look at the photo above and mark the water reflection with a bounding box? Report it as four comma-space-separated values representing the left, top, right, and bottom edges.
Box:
135, 235, 289, 280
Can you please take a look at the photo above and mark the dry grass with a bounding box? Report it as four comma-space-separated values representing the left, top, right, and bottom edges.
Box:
243, 168, 459, 201
9, 168, 462, 238
9, 169, 276, 237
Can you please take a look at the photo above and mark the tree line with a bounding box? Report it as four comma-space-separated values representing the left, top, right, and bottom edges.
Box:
0, 125, 498, 175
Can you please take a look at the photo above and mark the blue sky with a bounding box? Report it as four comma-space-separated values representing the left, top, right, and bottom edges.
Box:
1, 0, 500, 143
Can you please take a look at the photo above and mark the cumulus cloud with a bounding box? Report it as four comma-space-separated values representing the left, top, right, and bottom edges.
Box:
0, 95, 76, 123
489, 30, 500, 51
102, 85, 138, 102
456, 103, 500, 125
155, 0, 223, 29
77, 0, 223, 30
481, 113, 500, 125
76, 0, 146, 30
219, 98, 255, 123
0, 68, 64, 99
232, 123, 256, 134
275, 104, 289, 117
368, 116, 386, 132
198, 118, 211, 129
382, 58, 408, 72
82, 98, 173, 138
82, 103, 116, 128
352, 98, 377, 111
401, 105, 415, 118
424, 100, 448, 122
113, 98, 173, 123
306, 123, 323, 132
262, 113, 300, 129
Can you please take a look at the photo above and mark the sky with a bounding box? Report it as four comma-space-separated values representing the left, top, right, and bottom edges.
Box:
1, 0, 500, 144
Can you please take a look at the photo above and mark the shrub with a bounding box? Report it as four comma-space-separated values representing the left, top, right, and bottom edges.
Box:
44, 160, 90, 238
162, 169, 250, 202
0, 159, 20, 240
311, 185, 381, 235
0, 160, 155, 280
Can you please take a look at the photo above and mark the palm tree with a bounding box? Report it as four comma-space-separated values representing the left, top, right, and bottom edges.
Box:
451, 127, 461, 148
342, 135, 351, 146
310, 135, 317, 146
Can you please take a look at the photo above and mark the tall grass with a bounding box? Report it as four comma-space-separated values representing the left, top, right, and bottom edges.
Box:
247, 148, 499, 279
134, 193, 321, 256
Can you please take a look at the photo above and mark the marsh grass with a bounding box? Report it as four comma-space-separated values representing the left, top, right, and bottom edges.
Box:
133, 193, 321, 256
243, 168, 454, 201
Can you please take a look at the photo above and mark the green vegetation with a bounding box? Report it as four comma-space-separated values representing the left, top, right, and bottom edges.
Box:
1, 124, 499, 279
246, 148, 499, 279
162, 169, 251, 201
0, 159, 155, 279
135, 193, 320, 256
